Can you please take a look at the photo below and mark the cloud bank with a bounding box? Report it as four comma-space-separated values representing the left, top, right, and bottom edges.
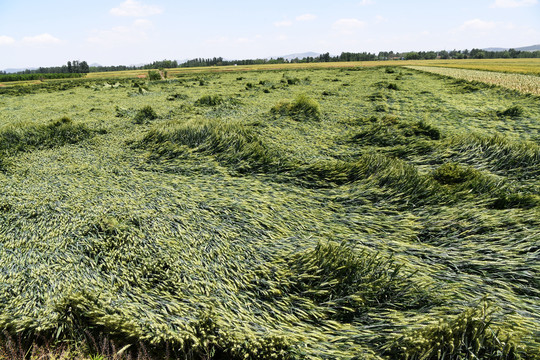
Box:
110, 0, 163, 17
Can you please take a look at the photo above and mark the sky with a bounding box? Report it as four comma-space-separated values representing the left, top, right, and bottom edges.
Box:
0, 0, 539, 70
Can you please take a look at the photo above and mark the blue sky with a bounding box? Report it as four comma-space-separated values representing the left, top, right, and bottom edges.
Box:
1, 0, 539, 69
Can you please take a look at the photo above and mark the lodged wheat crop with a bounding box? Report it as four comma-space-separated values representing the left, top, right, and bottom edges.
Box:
0, 65, 538, 359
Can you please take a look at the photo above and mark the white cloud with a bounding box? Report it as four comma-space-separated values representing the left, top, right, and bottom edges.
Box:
134, 18, 152, 28
88, 20, 152, 45
236, 37, 252, 44
333, 18, 366, 34
459, 19, 497, 31
0, 35, 15, 45
205, 36, 229, 45
359, 0, 374, 5
490, 0, 537, 7
374, 15, 387, 23
22, 33, 61, 44
204, 34, 263, 48
274, 20, 293, 27
110, 0, 162, 17
296, 13, 317, 21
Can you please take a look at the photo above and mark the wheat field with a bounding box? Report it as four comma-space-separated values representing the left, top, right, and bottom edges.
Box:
0, 65, 538, 359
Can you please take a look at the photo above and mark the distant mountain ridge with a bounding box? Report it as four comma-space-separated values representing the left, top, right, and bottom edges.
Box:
483, 44, 540, 52
515, 44, 540, 51
483, 48, 508, 52
276, 52, 321, 60
3, 67, 37, 74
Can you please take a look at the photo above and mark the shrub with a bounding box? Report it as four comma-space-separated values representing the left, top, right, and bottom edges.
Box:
138, 118, 282, 173
195, 94, 224, 107
293, 154, 437, 203
491, 193, 540, 209
166, 93, 188, 101
0, 116, 94, 155
132, 82, 150, 95
115, 106, 130, 117
374, 104, 389, 112
497, 105, 524, 117
368, 91, 387, 101
351, 118, 441, 147
383, 302, 524, 360
414, 120, 441, 140
460, 84, 481, 92
432, 162, 478, 185
271, 95, 321, 121
271, 100, 292, 115
288, 95, 321, 120
286, 78, 300, 85
282, 242, 434, 321
147, 70, 161, 81
450, 133, 540, 172
134, 106, 158, 124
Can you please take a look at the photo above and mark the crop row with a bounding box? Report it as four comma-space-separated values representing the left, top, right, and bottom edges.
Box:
406, 65, 540, 95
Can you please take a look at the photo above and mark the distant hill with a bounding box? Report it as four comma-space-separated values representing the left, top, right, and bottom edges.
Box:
483, 47, 508, 52
277, 52, 321, 61
516, 44, 540, 51
483, 44, 540, 52
3, 67, 37, 74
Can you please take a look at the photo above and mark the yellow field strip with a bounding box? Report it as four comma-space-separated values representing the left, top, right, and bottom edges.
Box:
80, 59, 540, 79
406, 65, 540, 95
2, 59, 539, 87
84, 61, 396, 79
409, 58, 540, 76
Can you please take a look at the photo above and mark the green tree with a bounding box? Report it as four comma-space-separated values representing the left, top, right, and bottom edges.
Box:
470, 49, 485, 59
79, 61, 89, 73
405, 52, 420, 60
439, 50, 449, 59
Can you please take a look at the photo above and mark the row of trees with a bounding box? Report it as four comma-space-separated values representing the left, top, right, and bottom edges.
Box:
87, 60, 180, 73
66, 60, 90, 73
401, 48, 540, 60
297, 48, 540, 62
181, 57, 288, 67
3, 48, 539, 75
5, 60, 90, 75
179, 48, 540, 67
0, 73, 85, 82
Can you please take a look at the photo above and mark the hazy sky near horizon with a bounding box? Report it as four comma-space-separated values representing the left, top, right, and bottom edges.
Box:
1, 0, 539, 69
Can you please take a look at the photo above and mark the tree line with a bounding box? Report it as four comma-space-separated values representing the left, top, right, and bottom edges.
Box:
1, 60, 90, 76
108, 48, 540, 72
2, 48, 539, 76
0, 73, 85, 82
294, 48, 540, 62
